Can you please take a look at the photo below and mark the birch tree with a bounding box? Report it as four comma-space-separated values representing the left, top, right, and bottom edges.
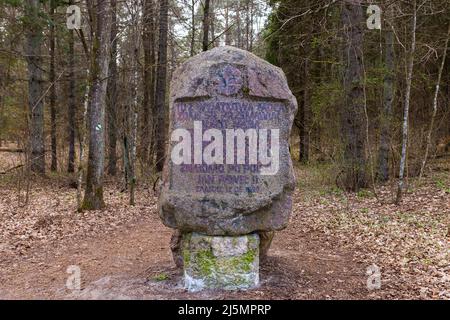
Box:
396, 0, 417, 204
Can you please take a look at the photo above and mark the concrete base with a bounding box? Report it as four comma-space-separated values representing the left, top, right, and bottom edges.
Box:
182, 233, 260, 292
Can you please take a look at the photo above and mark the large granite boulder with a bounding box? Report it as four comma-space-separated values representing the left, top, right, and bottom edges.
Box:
159, 46, 297, 236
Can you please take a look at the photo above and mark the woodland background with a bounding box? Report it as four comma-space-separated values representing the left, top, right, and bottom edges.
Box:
0, 0, 449, 299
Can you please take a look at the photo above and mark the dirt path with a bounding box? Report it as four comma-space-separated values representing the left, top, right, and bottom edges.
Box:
0, 211, 369, 300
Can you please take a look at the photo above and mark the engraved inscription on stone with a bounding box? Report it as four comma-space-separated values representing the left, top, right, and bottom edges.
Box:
169, 99, 286, 195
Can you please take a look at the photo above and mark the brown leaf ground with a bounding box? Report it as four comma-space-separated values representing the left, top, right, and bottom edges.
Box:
0, 152, 448, 300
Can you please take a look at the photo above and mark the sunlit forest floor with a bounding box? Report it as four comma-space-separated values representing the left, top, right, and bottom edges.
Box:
0, 149, 449, 299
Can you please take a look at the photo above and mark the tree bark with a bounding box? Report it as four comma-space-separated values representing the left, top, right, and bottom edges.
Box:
130, 63, 138, 205
236, 0, 242, 48
245, 0, 250, 50
128, 6, 140, 206
49, 0, 57, 172
378, 28, 395, 182
155, 0, 169, 173
77, 68, 89, 211
300, 59, 310, 163
447, 53, 450, 137
82, 0, 112, 210
340, 0, 366, 191
0, 68, 3, 148
142, 0, 156, 166
190, 0, 196, 56
210, 0, 216, 48
106, 0, 118, 176
249, 0, 254, 51
25, 0, 45, 174
202, 0, 210, 51
67, 27, 76, 173
224, 3, 231, 46
396, 1, 417, 204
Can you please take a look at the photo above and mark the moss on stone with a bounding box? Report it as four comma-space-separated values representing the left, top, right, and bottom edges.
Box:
153, 273, 169, 281
223, 274, 252, 288
182, 233, 193, 267
183, 248, 191, 267
194, 249, 217, 276
186, 246, 257, 279
222, 248, 257, 273
247, 234, 259, 248
240, 248, 257, 271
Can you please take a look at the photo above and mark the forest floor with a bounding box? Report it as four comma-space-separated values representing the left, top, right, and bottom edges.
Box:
0, 150, 449, 300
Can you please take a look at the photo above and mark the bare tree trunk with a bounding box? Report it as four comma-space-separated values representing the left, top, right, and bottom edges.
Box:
300, 59, 310, 163
190, 0, 196, 56
149, 2, 159, 167
82, 0, 112, 210
130, 75, 138, 205
49, 0, 57, 172
67, 27, 76, 173
340, 0, 366, 191
129, 5, 140, 206
0, 69, 3, 147
210, 0, 216, 48
122, 119, 130, 192
155, 0, 169, 173
77, 68, 89, 211
249, 0, 254, 51
396, 0, 417, 204
0, 32, 13, 148
25, 0, 45, 174
224, 3, 231, 45
236, 0, 242, 48
419, 23, 450, 179
142, 0, 156, 166
445, 56, 450, 135
447, 54, 450, 136
202, 0, 210, 51
378, 28, 395, 182
245, 0, 250, 50
120, 53, 130, 191
107, 0, 118, 176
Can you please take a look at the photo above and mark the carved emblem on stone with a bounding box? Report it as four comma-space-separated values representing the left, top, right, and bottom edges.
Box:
211, 64, 243, 96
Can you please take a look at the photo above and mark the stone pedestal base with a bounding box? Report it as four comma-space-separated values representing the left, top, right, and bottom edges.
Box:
182, 233, 260, 292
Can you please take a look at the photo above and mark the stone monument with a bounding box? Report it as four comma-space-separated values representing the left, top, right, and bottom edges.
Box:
158, 46, 297, 291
